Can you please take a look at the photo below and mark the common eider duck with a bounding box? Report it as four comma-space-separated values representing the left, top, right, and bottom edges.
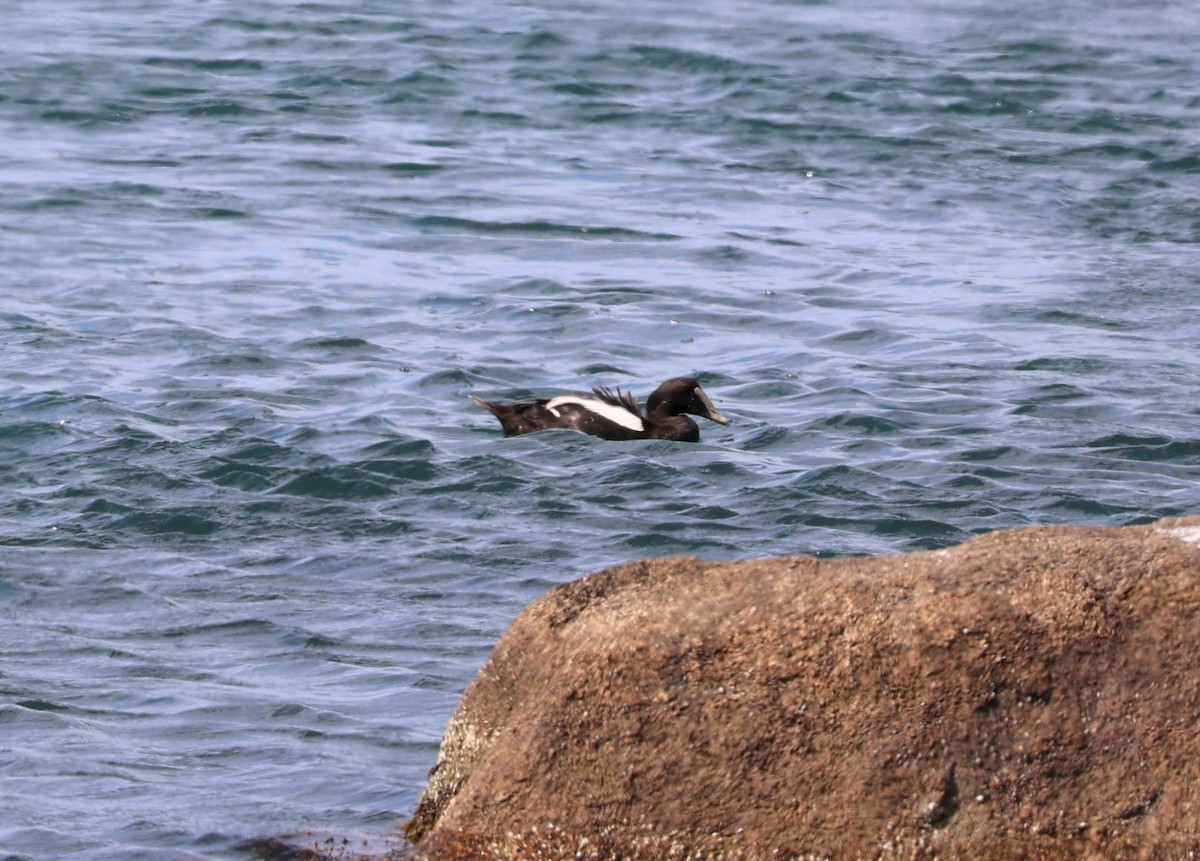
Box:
470, 377, 730, 442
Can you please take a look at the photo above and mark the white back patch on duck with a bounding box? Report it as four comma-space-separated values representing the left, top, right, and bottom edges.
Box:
544, 395, 645, 432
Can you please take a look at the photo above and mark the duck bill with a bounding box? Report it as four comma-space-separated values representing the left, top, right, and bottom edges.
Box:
694, 386, 730, 425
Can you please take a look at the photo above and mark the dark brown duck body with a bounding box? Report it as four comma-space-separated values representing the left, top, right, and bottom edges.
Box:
470, 377, 729, 442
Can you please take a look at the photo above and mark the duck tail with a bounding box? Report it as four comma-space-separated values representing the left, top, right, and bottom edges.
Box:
468, 394, 503, 417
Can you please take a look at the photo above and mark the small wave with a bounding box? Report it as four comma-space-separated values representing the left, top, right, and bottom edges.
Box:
411, 215, 680, 241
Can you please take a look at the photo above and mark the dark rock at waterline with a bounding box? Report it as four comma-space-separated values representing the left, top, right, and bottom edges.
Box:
406, 517, 1200, 860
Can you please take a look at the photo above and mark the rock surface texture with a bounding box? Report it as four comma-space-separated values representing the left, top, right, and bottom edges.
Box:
406, 517, 1200, 860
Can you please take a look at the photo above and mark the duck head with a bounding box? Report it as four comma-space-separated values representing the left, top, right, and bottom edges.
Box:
646, 377, 730, 425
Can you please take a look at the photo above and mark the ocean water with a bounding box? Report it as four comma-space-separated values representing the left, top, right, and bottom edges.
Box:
2, 0, 1198, 857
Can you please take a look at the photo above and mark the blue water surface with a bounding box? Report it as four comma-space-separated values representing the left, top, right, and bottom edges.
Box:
1, 0, 1198, 857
